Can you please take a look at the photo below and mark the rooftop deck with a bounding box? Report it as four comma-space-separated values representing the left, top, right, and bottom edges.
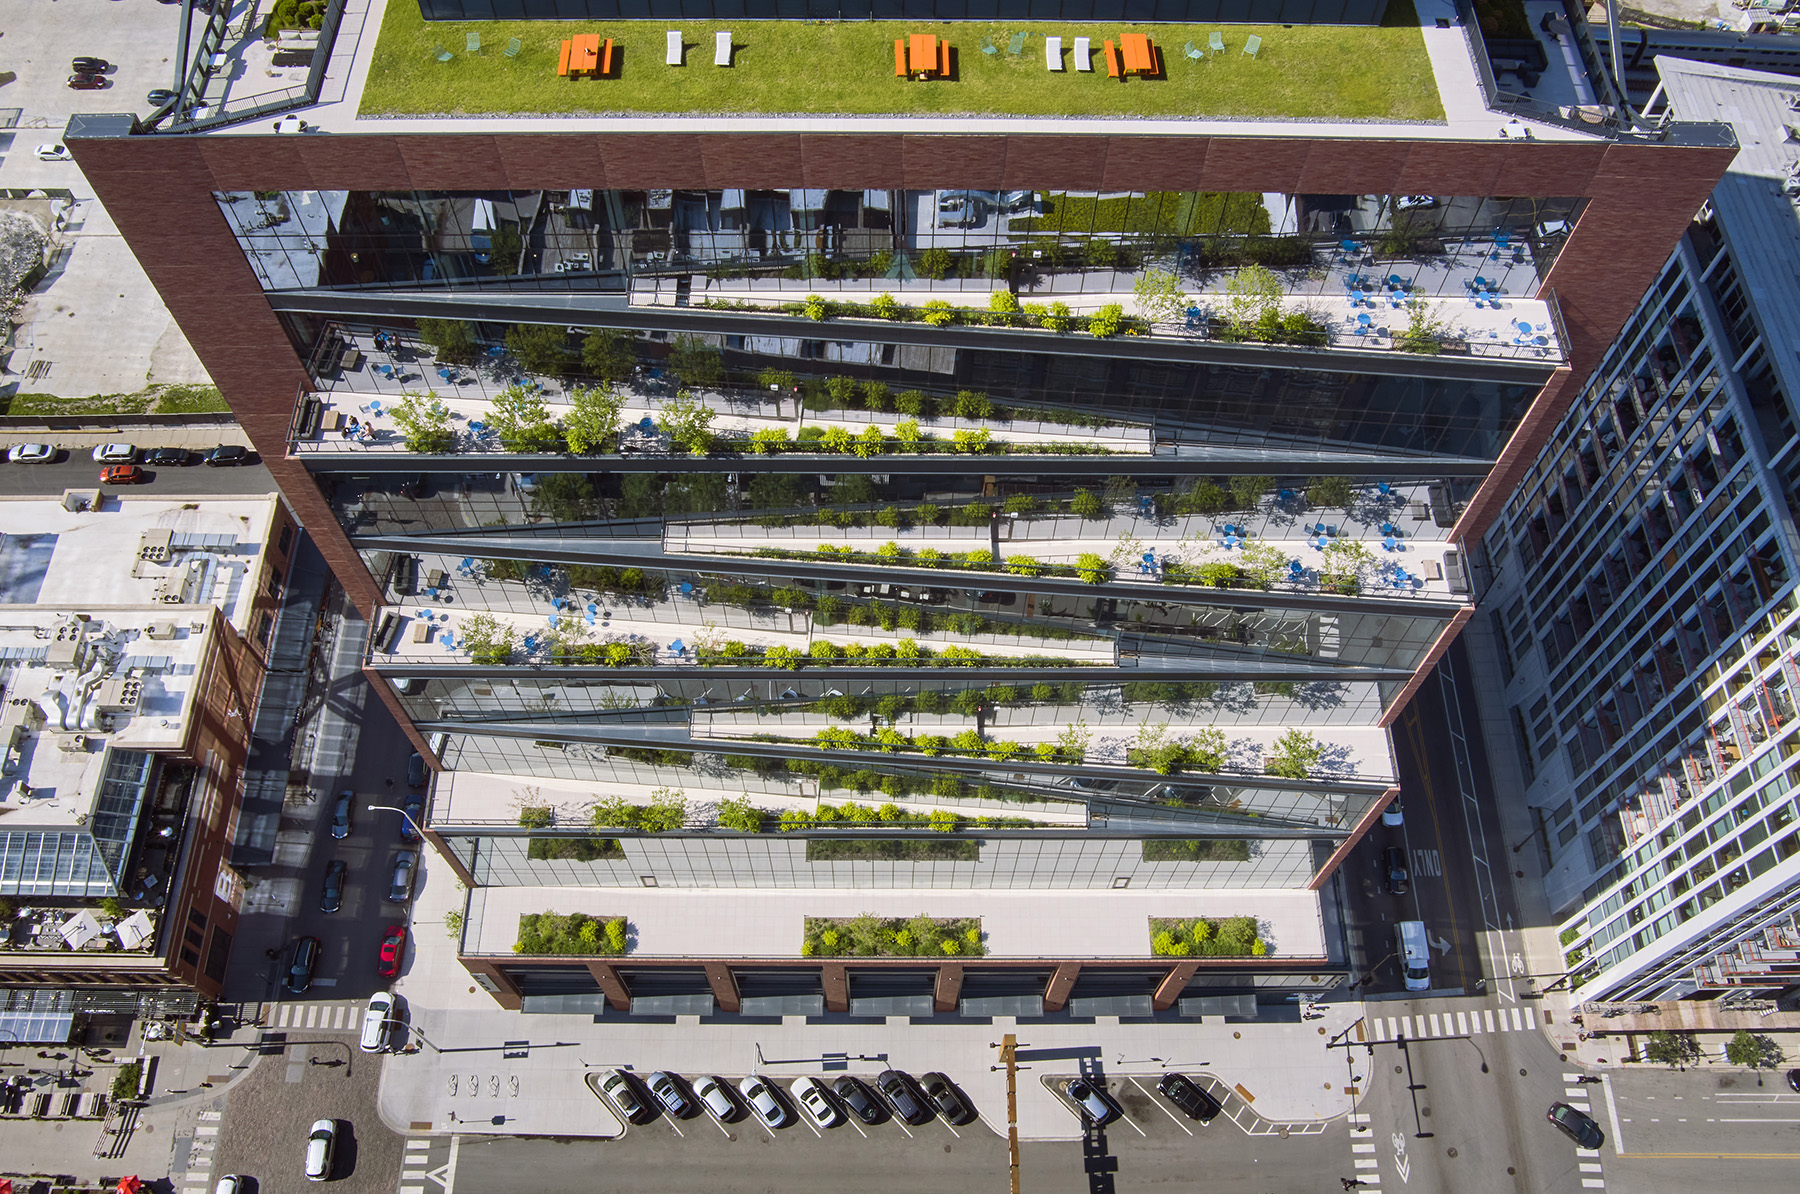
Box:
360, 8, 1442, 123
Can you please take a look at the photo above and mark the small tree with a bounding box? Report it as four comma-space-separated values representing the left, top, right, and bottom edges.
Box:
505, 323, 574, 376
1643, 1030, 1700, 1067
1076, 552, 1110, 584
658, 390, 717, 455
1223, 264, 1284, 336
1725, 1029, 1784, 1069
666, 334, 723, 389
1087, 303, 1125, 338
1266, 729, 1323, 779
1320, 539, 1373, 592
417, 318, 478, 364
562, 384, 625, 454
391, 390, 455, 453
1236, 541, 1290, 589
716, 796, 765, 833
1071, 488, 1105, 519
581, 329, 637, 383
1229, 474, 1274, 511
1133, 267, 1189, 326
458, 612, 515, 665
488, 384, 562, 451
1306, 475, 1354, 510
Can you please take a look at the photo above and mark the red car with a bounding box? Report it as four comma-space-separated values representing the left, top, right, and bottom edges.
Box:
377, 924, 407, 978
99, 464, 146, 485
67, 74, 107, 90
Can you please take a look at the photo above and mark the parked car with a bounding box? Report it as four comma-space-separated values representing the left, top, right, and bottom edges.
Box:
921, 1072, 977, 1125
1546, 1101, 1605, 1149
646, 1072, 692, 1118
599, 1070, 651, 1123
789, 1076, 842, 1129
400, 796, 424, 841
407, 751, 428, 788
1156, 1073, 1220, 1122
876, 1070, 934, 1126
304, 1118, 337, 1181
1064, 1078, 1121, 1126
1384, 846, 1410, 896
692, 1075, 738, 1121
386, 850, 416, 902
71, 57, 111, 74
1382, 800, 1405, 827
737, 1075, 790, 1128
146, 88, 178, 107
99, 465, 147, 485
68, 74, 107, 90
8, 444, 55, 464
284, 936, 321, 993
360, 991, 395, 1053
36, 144, 71, 162
319, 859, 346, 913
377, 924, 407, 978
831, 1075, 883, 1124
1787, 1068, 1800, 1093
212, 1176, 244, 1194
330, 791, 353, 839
204, 444, 249, 467
92, 443, 136, 463
146, 447, 191, 467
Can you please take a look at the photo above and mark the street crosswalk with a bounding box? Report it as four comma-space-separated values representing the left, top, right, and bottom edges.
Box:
1346, 1111, 1385, 1188
398, 1135, 455, 1194
1359, 1004, 1537, 1044
178, 1109, 223, 1194
269, 1000, 366, 1031
1561, 1073, 1608, 1190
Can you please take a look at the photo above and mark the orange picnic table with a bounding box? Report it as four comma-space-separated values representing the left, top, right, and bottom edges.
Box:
570, 33, 601, 74
908, 32, 947, 77
1120, 33, 1155, 75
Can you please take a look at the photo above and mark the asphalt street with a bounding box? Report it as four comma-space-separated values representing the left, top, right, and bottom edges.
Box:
0, 450, 276, 496
1603, 1065, 1800, 1191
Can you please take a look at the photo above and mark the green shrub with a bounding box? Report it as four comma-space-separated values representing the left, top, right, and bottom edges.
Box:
1149, 916, 1264, 957
1088, 303, 1125, 338
514, 912, 630, 956
805, 915, 984, 957
112, 1062, 143, 1102
1071, 489, 1105, 519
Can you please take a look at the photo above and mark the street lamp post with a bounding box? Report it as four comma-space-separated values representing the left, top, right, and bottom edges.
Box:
367, 803, 428, 842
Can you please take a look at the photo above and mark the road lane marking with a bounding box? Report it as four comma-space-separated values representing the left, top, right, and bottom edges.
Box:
1129, 1078, 1192, 1136
1353, 1142, 1376, 1153
1524, 1007, 1537, 1029
1455, 1012, 1469, 1035
1601, 1075, 1624, 1157
1355, 1158, 1380, 1169
1117, 1111, 1148, 1138
1349, 1113, 1370, 1125
1580, 1163, 1603, 1172
1581, 1180, 1606, 1188
1429, 1014, 1442, 1036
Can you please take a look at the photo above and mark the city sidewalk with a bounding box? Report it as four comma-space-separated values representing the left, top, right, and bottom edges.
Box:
381, 852, 1360, 1142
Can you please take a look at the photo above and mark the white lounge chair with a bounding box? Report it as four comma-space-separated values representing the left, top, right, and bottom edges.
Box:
1046, 35, 1062, 71
1073, 36, 1092, 72
666, 30, 683, 66
715, 31, 732, 66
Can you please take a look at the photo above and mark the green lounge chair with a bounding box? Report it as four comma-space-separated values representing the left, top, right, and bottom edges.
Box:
466, 32, 481, 54
433, 46, 453, 63
982, 36, 998, 56
1184, 41, 1203, 61
1244, 34, 1261, 58
504, 37, 522, 58
1209, 31, 1225, 55
1008, 31, 1027, 56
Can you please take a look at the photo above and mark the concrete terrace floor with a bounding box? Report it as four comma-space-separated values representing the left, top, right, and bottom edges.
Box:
358, 4, 1445, 122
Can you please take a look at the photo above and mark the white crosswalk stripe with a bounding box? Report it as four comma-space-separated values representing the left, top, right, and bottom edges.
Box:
1353, 1142, 1376, 1153
1354, 1158, 1380, 1169
1580, 1163, 1604, 1172
1524, 1007, 1537, 1029
1455, 1011, 1469, 1035
1582, 1180, 1606, 1188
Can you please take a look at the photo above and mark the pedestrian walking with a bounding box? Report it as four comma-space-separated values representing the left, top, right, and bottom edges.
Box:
1342, 1179, 1366, 1190
385, 777, 395, 790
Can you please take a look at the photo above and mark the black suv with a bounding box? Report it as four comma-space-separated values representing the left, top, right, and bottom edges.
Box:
920, 1072, 977, 1125
204, 444, 249, 467
1384, 846, 1410, 896
876, 1070, 934, 1125
285, 935, 321, 993
1157, 1073, 1221, 1122
146, 447, 190, 467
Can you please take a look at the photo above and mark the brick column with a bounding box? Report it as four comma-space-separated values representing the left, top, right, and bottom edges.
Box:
585, 961, 632, 1012
704, 963, 741, 1014
1152, 962, 1200, 1011
933, 964, 965, 1013
458, 959, 522, 1011
1044, 962, 1082, 1012
820, 963, 849, 1013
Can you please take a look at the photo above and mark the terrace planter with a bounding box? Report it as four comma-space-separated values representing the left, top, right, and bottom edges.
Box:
1149, 916, 1267, 958
804, 915, 985, 958
514, 912, 630, 956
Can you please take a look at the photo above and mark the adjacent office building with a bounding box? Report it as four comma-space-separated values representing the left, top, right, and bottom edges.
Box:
1479, 59, 1800, 1002
65, 1, 1731, 1013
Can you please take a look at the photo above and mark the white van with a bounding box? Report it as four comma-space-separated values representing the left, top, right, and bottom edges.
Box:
360, 991, 395, 1053
1397, 920, 1431, 991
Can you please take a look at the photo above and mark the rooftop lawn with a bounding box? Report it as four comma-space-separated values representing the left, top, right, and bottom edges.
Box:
360, 6, 1444, 122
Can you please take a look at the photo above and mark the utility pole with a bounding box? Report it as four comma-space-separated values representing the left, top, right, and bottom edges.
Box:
996, 1035, 1021, 1194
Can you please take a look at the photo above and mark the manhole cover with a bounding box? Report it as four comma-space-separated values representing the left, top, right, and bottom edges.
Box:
1507, 1167, 1516, 1175
1394, 1065, 1404, 1073
943, 1145, 952, 1153
1422, 1107, 1431, 1117
1447, 1147, 1458, 1158
1519, 1069, 1528, 1077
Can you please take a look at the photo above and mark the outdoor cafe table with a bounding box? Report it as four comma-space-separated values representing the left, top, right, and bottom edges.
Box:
570, 33, 601, 75
908, 33, 939, 76
1120, 33, 1154, 74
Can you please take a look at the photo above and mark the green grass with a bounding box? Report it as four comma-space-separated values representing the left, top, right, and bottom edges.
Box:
361, 7, 1443, 122
1, 383, 229, 417
1013, 191, 1273, 236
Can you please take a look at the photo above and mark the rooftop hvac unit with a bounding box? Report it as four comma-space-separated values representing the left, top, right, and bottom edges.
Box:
139, 529, 174, 561
58, 733, 87, 753
94, 678, 142, 714
144, 620, 179, 641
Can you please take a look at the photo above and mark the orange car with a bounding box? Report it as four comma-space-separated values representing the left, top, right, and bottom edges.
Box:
99, 464, 146, 485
